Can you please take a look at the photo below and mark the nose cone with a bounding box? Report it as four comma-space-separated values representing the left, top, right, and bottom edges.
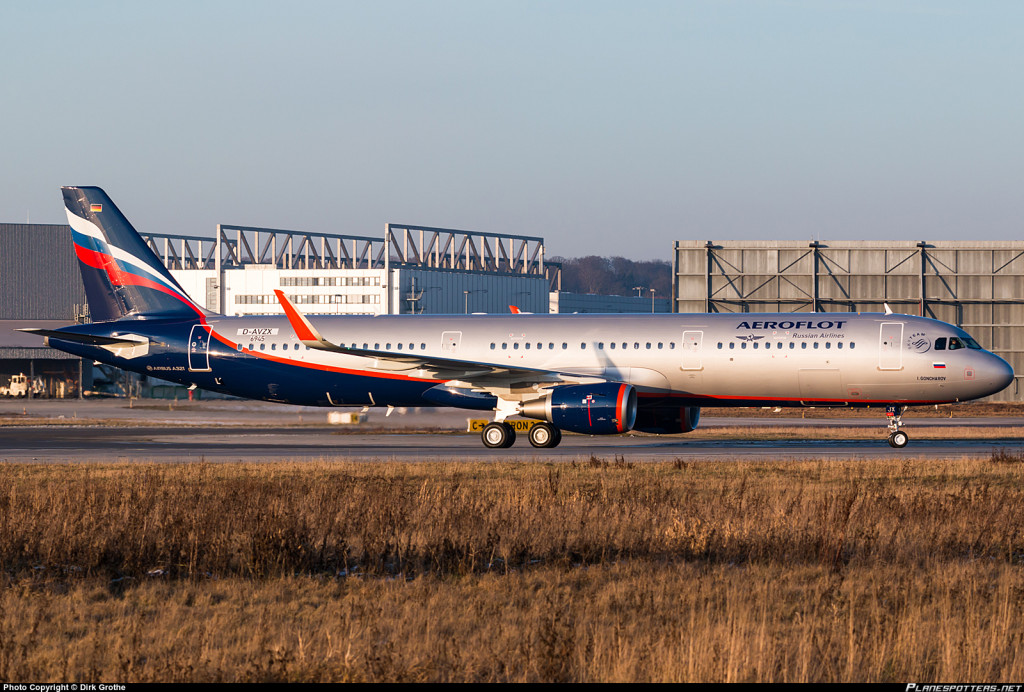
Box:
984, 352, 1015, 396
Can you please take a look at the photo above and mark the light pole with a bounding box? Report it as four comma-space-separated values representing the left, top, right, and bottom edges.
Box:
633, 286, 645, 298
464, 289, 488, 314
651, 288, 657, 313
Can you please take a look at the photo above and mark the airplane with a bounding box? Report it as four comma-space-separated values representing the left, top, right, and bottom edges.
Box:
21, 186, 1015, 449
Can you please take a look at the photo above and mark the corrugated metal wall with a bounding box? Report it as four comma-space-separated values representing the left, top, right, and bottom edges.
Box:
0, 224, 86, 320
674, 240, 1024, 401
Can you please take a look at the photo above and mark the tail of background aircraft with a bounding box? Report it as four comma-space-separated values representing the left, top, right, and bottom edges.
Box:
63, 186, 205, 321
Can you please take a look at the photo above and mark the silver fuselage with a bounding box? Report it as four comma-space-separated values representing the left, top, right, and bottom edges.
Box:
208, 311, 1013, 406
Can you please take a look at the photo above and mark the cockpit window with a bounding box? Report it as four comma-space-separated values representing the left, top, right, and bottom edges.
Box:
964, 337, 982, 349
934, 337, 946, 350
948, 337, 964, 350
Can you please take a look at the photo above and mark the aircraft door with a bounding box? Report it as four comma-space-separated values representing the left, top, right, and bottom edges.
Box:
188, 324, 212, 372
441, 331, 462, 354
680, 330, 703, 370
879, 322, 903, 370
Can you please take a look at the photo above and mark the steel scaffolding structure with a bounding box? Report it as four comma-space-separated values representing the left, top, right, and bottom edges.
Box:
674, 240, 1024, 400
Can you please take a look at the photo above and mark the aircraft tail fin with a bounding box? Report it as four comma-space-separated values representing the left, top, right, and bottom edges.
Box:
63, 186, 205, 322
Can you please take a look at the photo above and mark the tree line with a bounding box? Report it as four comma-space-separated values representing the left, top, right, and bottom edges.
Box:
550, 256, 671, 297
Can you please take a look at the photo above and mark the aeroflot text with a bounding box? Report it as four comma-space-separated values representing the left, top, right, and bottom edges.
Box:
737, 320, 847, 330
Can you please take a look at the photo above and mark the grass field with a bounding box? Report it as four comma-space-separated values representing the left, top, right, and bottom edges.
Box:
1, 454, 1023, 682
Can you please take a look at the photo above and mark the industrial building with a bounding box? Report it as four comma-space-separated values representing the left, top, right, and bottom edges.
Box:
147, 222, 555, 316
674, 240, 1024, 401
0, 224, 90, 398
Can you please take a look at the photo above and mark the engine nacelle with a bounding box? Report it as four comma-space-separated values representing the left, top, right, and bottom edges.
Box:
632, 406, 701, 435
521, 383, 637, 435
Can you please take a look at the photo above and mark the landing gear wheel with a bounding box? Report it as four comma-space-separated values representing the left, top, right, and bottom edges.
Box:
888, 430, 909, 448
482, 422, 517, 449
528, 422, 562, 448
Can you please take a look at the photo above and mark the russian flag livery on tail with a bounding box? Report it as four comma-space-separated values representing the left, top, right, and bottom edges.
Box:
25, 187, 1015, 449
63, 187, 203, 321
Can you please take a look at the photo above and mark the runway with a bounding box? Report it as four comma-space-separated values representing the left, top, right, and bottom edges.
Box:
2, 424, 1023, 462
2, 399, 1022, 461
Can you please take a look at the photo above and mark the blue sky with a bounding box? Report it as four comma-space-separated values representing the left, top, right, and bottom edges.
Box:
2, 1, 1022, 259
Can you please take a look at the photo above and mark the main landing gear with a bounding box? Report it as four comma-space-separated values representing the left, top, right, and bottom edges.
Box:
482, 422, 516, 449
480, 421, 562, 449
886, 404, 909, 448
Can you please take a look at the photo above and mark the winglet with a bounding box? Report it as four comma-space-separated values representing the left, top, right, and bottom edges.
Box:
509, 305, 521, 314
884, 303, 894, 315
274, 289, 347, 352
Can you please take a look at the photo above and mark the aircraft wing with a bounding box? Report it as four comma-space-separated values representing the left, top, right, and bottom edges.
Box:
273, 290, 603, 390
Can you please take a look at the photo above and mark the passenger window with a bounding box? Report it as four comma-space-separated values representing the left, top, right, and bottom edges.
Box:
581, 343, 587, 349
789, 342, 794, 349
850, 342, 856, 349
598, 342, 604, 349
260, 343, 265, 351
729, 342, 735, 350
801, 343, 807, 349
396, 343, 403, 350
610, 343, 616, 349
622, 342, 627, 349
837, 342, 843, 349
658, 343, 664, 349
525, 343, 531, 350
813, 342, 819, 349
825, 342, 831, 349
646, 343, 651, 349
634, 342, 639, 349
386, 343, 391, 350
562, 343, 567, 349
271, 343, 277, 351
717, 343, 722, 349
741, 343, 747, 350
753, 342, 758, 349
236, 344, 242, 352
513, 343, 519, 350
935, 337, 946, 350
502, 343, 508, 350
490, 343, 495, 350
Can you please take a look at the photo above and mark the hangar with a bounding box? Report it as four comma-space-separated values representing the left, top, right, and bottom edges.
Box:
673, 240, 1024, 401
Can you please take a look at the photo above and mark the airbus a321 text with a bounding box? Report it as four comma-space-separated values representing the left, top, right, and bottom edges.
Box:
23, 187, 1015, 449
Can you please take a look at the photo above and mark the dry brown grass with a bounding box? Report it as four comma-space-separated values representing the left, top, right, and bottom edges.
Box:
1, 455, 1023, 682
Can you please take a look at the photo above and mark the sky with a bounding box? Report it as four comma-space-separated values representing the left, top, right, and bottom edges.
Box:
2, 1, 1023, 260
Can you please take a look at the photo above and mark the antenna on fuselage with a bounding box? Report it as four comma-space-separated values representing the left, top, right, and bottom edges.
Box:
884, 303, 894, 315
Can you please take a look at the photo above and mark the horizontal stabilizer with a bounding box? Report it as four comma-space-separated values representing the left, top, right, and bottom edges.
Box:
16, 328, 146, 347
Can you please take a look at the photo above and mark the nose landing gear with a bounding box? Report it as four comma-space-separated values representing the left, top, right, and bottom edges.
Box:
886, 405, 909, 448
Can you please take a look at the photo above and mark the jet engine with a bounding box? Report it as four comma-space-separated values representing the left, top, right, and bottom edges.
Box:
632, 406, 701, 434
520, 383, 637, 435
